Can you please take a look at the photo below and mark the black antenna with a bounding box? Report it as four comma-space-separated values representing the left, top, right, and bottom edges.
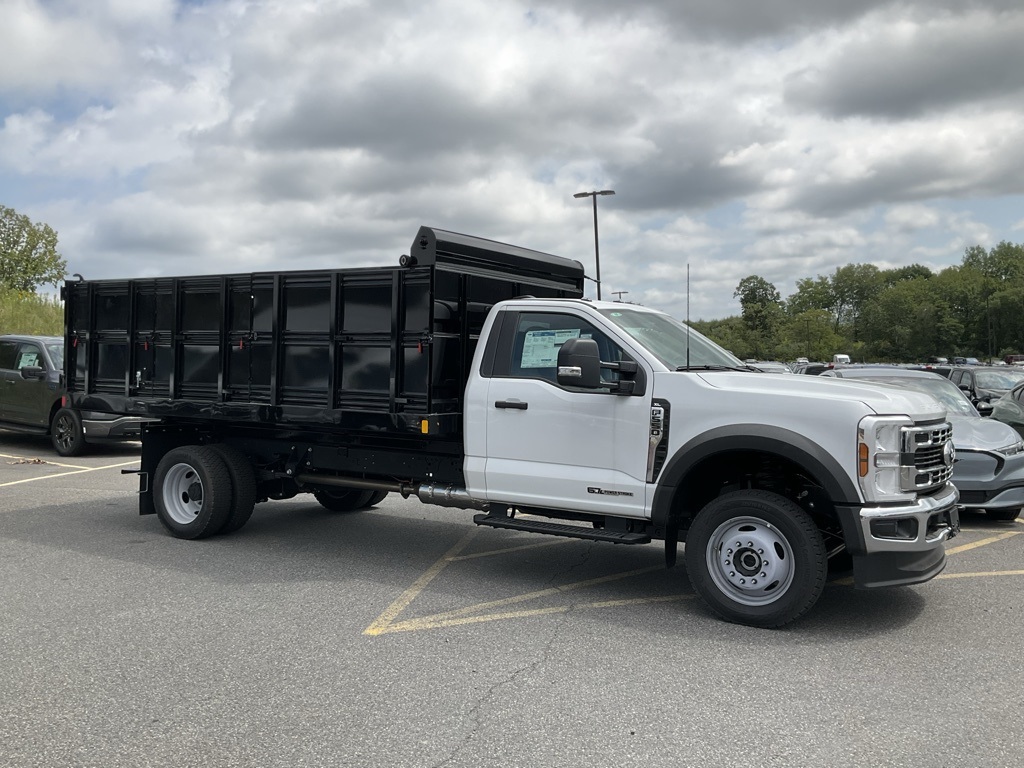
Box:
686, 263, 690, 367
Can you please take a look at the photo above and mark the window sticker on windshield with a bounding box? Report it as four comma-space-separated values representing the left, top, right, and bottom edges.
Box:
17, 352, 39, 369
520, 329, 581, 368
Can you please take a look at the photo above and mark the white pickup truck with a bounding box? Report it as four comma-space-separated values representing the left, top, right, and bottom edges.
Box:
62, 227, 960, 627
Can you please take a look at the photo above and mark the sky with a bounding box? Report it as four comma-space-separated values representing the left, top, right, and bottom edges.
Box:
2, 0, 1024, 321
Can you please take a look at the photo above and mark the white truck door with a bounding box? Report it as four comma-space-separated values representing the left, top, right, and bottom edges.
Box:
479, 310, 651, 518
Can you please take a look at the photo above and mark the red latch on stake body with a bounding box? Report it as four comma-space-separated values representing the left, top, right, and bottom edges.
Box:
144, 340, 149, 351
239, 338, 244, 350
418, 341, 423, 353
72, 337, 78, 348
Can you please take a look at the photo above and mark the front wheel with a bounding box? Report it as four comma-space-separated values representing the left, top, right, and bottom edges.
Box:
51, 408, 87, 457
684, 490, 827, 628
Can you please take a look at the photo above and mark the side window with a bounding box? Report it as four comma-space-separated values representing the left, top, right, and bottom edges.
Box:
949, 370, 963, 386
14, 343, 43, 371
506, 312, 624, 385
0, 341, 17, 370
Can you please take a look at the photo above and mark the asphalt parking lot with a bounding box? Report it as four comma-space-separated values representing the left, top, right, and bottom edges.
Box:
1, 432, 1023, 768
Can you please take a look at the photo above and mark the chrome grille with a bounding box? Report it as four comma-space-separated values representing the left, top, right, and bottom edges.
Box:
900, 423, 954, 492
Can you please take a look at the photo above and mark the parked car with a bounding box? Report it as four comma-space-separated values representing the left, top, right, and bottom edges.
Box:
820, 366, 1024, 521
990, 382, 1024, 437
939, 365, 1024, 406
0, 334, 149, 456
793, 362, 828, 375
952, 356, 980, 365
750, 360, 792, 374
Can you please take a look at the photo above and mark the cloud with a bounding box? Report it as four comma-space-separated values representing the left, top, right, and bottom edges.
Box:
3, 0, 1024, 324
784, 7, 1024, 118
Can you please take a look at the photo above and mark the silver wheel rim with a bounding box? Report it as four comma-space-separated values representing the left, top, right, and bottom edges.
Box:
705, 515, 795, 606
161, 462, 205, 525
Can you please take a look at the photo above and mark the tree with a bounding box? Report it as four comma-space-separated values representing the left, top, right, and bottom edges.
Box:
734, 275, 783, 359
963, 241, 1024, 282
830, 263, 881, 337
777, 309, 843, 362
0, 205, 67, 291
786, 276, 833, 316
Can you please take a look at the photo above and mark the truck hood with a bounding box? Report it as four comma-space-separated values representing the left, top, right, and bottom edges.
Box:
693, 371, 947, 422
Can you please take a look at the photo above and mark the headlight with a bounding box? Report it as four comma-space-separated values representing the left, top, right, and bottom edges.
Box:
995, 440, 1024, 457
858, 414, 916, 503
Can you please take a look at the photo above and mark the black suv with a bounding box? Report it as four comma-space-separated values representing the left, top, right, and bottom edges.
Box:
930, 364, 1024, 406
0, 334, 148, 456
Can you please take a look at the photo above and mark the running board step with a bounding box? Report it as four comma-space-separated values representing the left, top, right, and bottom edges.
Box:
473, 514, 651, 544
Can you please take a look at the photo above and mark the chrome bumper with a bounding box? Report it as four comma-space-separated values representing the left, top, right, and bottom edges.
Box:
858, 483, 960, 553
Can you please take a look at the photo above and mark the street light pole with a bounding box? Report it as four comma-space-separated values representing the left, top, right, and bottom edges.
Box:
573, 189, 615, 300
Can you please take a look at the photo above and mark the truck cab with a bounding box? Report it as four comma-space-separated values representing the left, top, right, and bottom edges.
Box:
464, 299, 958, 625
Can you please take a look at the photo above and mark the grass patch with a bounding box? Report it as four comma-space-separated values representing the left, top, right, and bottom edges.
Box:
0, 288, 63, 336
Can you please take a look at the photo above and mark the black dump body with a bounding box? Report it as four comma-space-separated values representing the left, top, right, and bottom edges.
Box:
63, 227, 583, 443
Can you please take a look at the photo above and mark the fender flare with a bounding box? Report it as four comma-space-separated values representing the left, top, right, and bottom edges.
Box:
651, 424, 861, 530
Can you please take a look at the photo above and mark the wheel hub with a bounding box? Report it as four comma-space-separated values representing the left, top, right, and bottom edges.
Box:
707, 516, 795, 606
161, 463, 206, 524
184, 481, 203, 505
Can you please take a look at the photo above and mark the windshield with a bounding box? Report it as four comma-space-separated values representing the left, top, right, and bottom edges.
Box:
598, 307, 743, 369
46, 343, 64, 369
975, 369, 1024, 389
852, 375, 978, 417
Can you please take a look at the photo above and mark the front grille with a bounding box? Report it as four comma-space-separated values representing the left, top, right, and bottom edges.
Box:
901, 423, 954, 492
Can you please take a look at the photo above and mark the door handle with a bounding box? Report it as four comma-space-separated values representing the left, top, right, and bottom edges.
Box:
494, 400, 528, 410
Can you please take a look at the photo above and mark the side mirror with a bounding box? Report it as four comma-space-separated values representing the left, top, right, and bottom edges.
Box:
557, 337, 601, 388
976, 401, 994, 417
19, 366, 46, 381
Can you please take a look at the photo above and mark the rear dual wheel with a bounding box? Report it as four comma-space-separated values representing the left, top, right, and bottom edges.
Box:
153, 444, 257, 539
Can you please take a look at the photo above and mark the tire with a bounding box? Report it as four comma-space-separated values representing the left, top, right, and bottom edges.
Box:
51, 407, 87, 457
313, 487, 376, 512
153, 446, 233, 539
209, 444, 258, 534
365, 491, 389, 507
684, 490, 827, 628
986, 507, 1021, 522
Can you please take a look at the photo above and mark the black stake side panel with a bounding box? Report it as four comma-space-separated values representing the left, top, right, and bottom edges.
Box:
62, 227, 584, 440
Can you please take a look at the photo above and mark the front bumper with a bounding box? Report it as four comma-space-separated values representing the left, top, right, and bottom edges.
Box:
952, 449, 1024, 512
839, 483, 960, 589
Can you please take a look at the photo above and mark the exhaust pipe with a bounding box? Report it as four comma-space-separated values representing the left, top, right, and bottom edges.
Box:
294, 474, 489, 512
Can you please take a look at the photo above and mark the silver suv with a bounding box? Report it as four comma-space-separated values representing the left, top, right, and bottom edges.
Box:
0, 334, 148, 456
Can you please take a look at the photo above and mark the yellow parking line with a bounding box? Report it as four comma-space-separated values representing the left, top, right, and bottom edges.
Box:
377, 594, 694, 635
946, 530, 1020, 555
449, 539, 571, 561
937, 569, 1024, 579
0, 460, 140, 488
402, 565, 665, 627
363, 528, 480, 636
